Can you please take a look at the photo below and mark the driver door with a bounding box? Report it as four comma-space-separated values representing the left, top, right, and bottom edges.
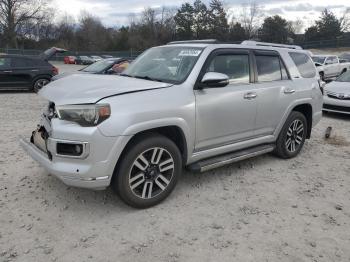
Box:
194, 49, 258, 151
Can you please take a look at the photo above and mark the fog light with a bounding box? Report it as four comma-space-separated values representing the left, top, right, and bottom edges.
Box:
57, 143, 83, 157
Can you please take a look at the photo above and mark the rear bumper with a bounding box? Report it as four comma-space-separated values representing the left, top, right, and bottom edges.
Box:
20, 137, 111, 189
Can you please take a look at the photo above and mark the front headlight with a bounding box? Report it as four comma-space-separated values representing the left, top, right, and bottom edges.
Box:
56, 104, 111, 126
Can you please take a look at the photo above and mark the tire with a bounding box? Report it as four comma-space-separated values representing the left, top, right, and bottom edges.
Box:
33, 78, 50, 93
113, 134, 182, 208
274, 111, 307, 159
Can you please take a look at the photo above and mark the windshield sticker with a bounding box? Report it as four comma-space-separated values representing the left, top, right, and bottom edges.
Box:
178, 50, 202, 57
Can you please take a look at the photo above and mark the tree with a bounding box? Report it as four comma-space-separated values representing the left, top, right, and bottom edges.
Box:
0, 0, 50, 48
208, 0, 229, 41
174, 3, 194, 40
316, 9, 342, 40
239, 2, 262, 39
259, 15, 290, 43
192, 0, 209, 39
229, 22, 246, 42
304, 25, 319, 41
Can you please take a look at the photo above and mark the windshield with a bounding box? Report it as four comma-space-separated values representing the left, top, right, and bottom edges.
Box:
122, 46, 204, 84
336, 71, 350, 82
81, 56, 90, 60
312, 56, 326, 64
81, 59, 114, 72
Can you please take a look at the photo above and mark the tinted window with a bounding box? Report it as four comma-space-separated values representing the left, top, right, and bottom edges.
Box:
0, 57, 11, 69
11, 57, 28, 68
256, 55, 285, 82
289, 52, 316, 78
206, 54, 250, 84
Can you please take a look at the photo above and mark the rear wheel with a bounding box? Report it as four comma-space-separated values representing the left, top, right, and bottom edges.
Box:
274, 111, 307, 159
113, 134, 182, 208
33, 78, 50, 93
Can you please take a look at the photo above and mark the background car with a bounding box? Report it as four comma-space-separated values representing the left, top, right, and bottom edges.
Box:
323, 70, 350, 114
64, 56, 76, 64
75, 56, 94, 65
90, 55, 103, 62
0, 47, 65, 92
52, 58, 132, 81
101, 55, 114, 59
339, 53, 350, 61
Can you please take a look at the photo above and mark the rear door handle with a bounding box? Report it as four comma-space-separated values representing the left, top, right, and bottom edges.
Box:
244, 92, 257, 100
284, 88, 295, 94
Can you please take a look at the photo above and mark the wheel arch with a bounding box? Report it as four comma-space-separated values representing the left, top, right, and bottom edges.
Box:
292, 103, 313, 139
32, 74, 52, 88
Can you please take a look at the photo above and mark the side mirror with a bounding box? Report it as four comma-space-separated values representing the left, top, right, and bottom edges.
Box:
200, 72, 229, 88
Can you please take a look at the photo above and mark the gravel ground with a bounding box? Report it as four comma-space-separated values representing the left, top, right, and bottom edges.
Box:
0, 65, 350, 262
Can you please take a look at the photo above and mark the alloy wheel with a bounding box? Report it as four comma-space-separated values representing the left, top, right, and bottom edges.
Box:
285, 119, 304, 153
129, 147, 175, 199
34, 79, 49, 91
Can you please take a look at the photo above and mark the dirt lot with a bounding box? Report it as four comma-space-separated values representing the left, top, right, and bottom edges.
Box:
1, 69, 350, 262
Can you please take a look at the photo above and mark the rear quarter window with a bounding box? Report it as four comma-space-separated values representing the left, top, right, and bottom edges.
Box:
289, 52, 316, 78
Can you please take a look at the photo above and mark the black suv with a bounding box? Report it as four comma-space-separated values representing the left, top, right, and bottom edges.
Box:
0, 47, 66, 92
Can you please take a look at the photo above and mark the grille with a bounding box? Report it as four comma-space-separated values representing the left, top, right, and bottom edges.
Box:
323, 104, 350, 113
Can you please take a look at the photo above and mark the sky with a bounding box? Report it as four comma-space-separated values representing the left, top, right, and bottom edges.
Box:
54, 0, 350, 32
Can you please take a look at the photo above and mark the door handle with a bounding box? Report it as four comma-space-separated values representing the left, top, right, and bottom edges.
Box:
244, 92, 257, 100
284, 88, 295, 94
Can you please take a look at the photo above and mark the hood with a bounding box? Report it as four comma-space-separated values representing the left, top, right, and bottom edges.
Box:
325, 81, 350, 94
39, 74, 173, 105
51, 71, 90, 81
38, 47, 67, 61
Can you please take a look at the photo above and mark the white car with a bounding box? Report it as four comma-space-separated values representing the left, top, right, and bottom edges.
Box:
323, 71, 350, 114
312, 55, 350, 81
90, 55, 103, 62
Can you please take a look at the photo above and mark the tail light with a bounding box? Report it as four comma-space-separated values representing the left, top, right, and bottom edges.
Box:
52, 66, 59, 75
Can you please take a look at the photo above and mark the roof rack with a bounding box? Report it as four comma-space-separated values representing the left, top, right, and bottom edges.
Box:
241, 40, 302, 50
167, 39, 219, 45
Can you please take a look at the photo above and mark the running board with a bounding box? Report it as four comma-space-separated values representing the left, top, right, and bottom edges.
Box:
187, 144, 275, 173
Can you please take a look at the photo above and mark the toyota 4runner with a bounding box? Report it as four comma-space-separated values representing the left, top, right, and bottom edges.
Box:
20, 40, 323, 208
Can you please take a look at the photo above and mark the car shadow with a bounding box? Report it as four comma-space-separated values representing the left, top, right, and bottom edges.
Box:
323, 111, 350, 121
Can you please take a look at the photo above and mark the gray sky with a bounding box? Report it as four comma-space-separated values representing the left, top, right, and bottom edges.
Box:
54, 0, 350, 31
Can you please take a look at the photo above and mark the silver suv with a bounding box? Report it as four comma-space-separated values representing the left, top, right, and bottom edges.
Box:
20, 40, 323, 208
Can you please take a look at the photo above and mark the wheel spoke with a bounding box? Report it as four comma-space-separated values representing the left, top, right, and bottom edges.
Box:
159, 158, 174, 173
151, 148, 164, 164
130, 174, 145, 190
286, 138, 292, 149
295, 135, 303, 145
155, 175, 170, 191
291, 140, 296, 152
134, 155, 149, 171
141, 181, 153, 199
296, 124, 304, 134
287, 127, 293, 136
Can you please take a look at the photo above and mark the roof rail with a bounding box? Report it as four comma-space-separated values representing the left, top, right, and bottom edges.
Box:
167, 39, 219, 45
241, 40, 303, 50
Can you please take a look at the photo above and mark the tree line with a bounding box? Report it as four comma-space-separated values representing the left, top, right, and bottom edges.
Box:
0, 0, 349, 51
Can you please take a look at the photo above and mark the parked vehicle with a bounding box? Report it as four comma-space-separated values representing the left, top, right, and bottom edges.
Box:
323, 70, 350, 114
339, 53, 350, 61
20, 41, 323, 208
90, 55, 103, 62
312, 55, 350, 81
64, 56, 77, 64
75, 56, 94, 65
52, 58, 131, 81
0, 47, 66, 91
101, 55, 114, 59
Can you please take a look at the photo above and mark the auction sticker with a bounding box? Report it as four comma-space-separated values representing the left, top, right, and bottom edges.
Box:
179, 50, 202, 57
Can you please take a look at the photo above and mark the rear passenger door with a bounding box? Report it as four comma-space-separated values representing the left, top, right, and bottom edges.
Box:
10, 57, 35, 88
0, 57, 13, 88
253, 51, 294, 137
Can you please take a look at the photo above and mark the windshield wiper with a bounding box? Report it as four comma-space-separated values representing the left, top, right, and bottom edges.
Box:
133, 75, 164, 82
119, 73, 133, 77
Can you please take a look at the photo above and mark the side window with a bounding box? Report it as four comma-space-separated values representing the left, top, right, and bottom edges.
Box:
255, 55, 285, 82
326, 56, 337, 64
0, 57, 11, 69
289, 52, 316, 78
11, 57, 28, 68
206, 54, 250, 84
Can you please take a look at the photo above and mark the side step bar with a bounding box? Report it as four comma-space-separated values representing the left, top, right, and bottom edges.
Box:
187, 144, 275, 173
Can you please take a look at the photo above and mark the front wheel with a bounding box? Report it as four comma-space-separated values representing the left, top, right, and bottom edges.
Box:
274, 111, 307, 159
113, 134, 182, 208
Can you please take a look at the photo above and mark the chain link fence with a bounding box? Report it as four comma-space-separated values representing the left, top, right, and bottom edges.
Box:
0, 48, 143, 61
